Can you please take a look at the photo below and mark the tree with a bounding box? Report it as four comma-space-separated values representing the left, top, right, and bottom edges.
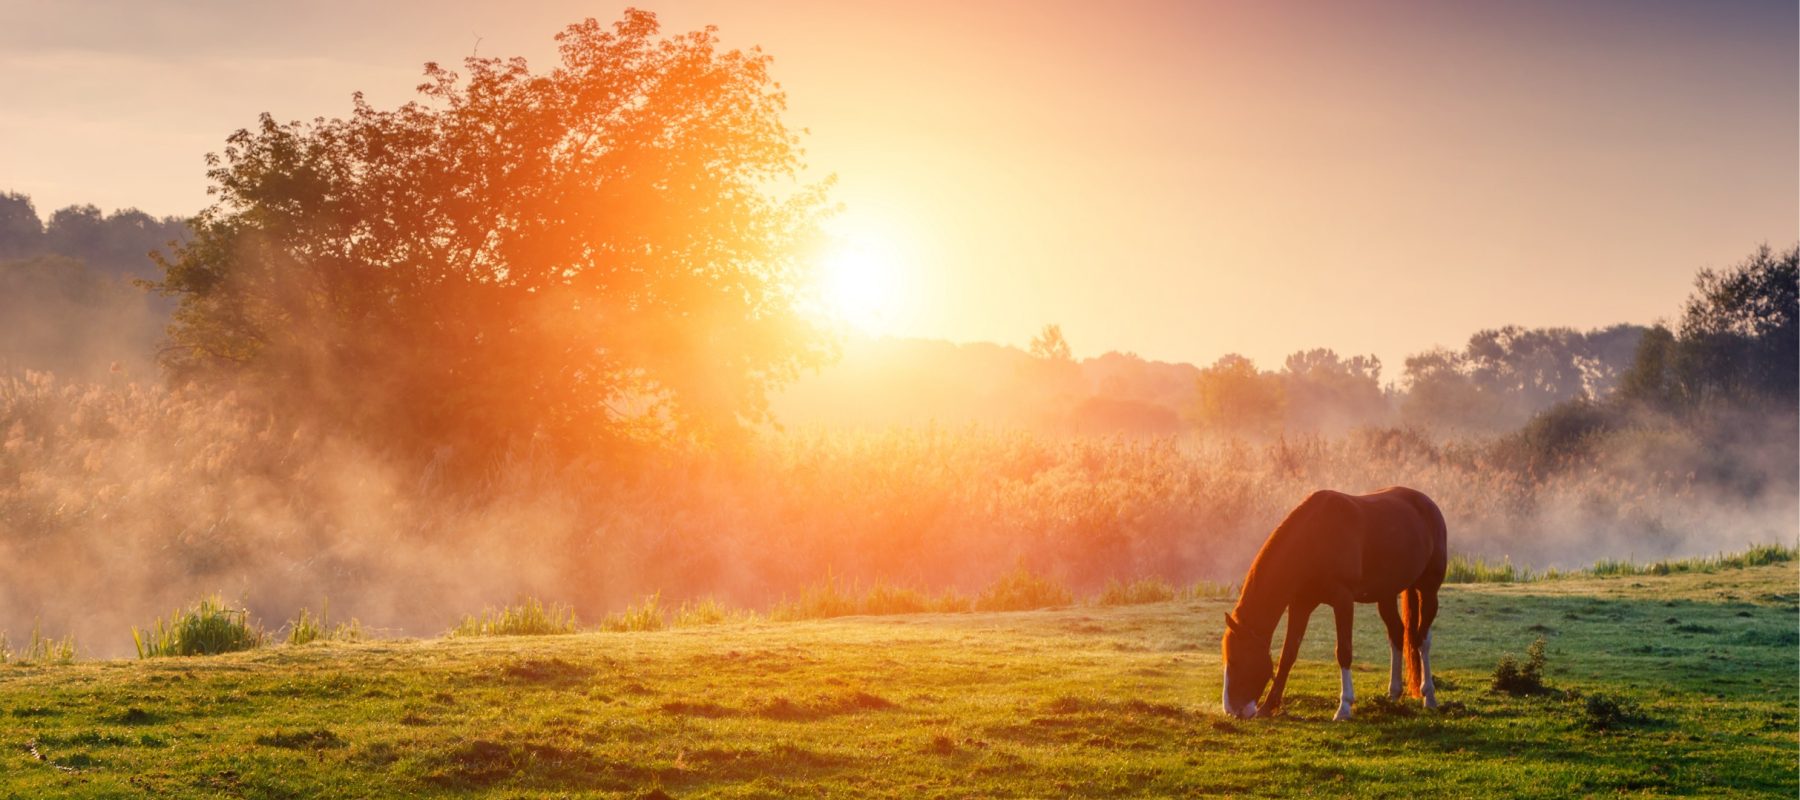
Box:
0, 192, 43, 259
1279, 348, 1389, 433
1672, 244, 1798, 403
1028, 324, 1073, 363
1192, 354, 1286, 437
150, 11, 833, 461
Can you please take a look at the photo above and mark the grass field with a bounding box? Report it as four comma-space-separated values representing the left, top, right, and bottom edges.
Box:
0, 565, 1794, 798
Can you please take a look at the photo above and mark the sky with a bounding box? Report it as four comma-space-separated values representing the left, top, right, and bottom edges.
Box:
1, 0, 1794, 371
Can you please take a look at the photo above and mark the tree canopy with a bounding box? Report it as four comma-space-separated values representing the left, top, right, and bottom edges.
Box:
151, 10, 833, 461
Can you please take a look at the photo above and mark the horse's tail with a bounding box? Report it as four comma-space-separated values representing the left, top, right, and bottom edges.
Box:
1401, 588, 1425, 698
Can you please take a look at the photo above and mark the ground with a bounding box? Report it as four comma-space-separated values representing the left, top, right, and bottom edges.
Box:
1, 565, 1795, 798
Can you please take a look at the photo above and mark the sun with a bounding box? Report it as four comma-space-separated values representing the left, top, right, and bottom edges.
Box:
816, 223, 905, 332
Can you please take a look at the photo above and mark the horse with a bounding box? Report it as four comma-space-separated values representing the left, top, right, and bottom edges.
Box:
1220, 487, 1447, 721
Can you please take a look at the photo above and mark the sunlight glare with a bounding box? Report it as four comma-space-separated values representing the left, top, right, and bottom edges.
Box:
818, 223, 906, 332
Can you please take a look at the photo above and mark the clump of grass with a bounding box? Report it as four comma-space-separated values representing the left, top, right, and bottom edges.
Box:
1447, 554, 1538, 583
1492, 636, 1550, 695
974, 565, 1072, 612
287, 601, 363, 646
450, 598, 580, 637
770, 575, 860, 621
860, 583, 930, 615
133, 596, 267, 658
601, 593, 665, 632
1592, 543, 1797, 577
1097, 577, 1176, 606
1183, 580, 1236, 600
0, 622, 78, 665
671, 596, 754, 627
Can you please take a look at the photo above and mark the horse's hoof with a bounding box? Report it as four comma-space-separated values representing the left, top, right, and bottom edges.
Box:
1333, 705, 1352, 722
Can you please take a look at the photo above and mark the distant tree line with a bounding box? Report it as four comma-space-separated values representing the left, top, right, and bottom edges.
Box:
0, 191, 187, 279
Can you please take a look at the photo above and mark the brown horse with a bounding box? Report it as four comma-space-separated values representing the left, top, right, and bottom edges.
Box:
1220, 487, 1446, 720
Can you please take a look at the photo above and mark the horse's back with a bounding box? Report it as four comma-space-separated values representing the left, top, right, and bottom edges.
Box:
1346, 487, 1447, 597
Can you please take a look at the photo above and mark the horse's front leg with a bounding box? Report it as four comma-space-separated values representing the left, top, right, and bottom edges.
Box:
1331, 599, 1355, 721
1259, 601, 1315, 717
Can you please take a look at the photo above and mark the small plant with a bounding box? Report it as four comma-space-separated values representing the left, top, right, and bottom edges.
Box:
450, 597, 580, 637
286, 602, 363, 645
974, 565, 1072, 612
1492, 636, 1549, 695
1581, 692, 1653, 730
134, 596, 267, 658
1097, 577, 1176, 606
601, 593, 665, 632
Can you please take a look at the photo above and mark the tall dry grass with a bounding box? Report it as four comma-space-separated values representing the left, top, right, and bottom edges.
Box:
2, 370, 1793, 655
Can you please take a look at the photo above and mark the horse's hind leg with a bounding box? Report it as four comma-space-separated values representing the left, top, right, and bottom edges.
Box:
1376, 596, 1405, 700
1418, 587, 1440, 708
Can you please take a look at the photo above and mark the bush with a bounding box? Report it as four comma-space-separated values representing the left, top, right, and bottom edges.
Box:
1581, 692, 1653, 730
1097, 577, 1176, 606
975, 565, 1072, 612
134, 596, 267, 658
1492, 637, 1549, 695
450, 598, 580, 637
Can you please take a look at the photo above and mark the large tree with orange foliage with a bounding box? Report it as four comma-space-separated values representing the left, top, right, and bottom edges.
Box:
152, 10, 832, 462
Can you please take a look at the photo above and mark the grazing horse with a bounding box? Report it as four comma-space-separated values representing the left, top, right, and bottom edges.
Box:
1220, 487, 1446, 721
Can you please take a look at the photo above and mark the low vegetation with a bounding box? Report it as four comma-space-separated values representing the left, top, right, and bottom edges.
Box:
131, 596, 266, 659
285, 604, 363, 646
0, 623, 77, 665
448, 599, 579, 638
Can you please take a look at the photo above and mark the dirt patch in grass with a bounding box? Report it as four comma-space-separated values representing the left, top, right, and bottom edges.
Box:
256, 728, 346, 750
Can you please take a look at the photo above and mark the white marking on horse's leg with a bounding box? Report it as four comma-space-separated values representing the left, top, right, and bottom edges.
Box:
1420, 631, 1439, 709
1222, 673, 1232, 717
1334, 667, 1353, 721
1387, 640, 1404, 700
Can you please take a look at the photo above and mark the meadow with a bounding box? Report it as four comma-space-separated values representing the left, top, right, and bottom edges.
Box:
0, 561, 1793, 798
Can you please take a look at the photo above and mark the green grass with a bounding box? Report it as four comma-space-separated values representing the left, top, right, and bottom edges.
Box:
286, 602, 363, 646
0, 564, 1794, 797
131, 596, 267, 658
1096, 577, 1177, 606
0, 622, 77, 665
599, 594, 665, 632
449, 598, 580, 637
1447, 542, 1795, 584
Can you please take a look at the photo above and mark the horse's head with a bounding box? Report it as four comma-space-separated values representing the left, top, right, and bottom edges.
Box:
1221, 612, 1271, 719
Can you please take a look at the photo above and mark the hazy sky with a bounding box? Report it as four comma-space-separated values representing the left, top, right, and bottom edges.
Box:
1, 0, 1794, 370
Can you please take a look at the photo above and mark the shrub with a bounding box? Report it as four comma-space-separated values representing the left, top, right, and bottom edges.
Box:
601, 593, 666, 632
286, 603, 363, 646
450, 598, 580, 637
1097, 577, 1176, 606
1581, 692, 1652, 730
1492, 637, 1549, 695
974, 565, 1072, 612
134, 596, 267, 658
